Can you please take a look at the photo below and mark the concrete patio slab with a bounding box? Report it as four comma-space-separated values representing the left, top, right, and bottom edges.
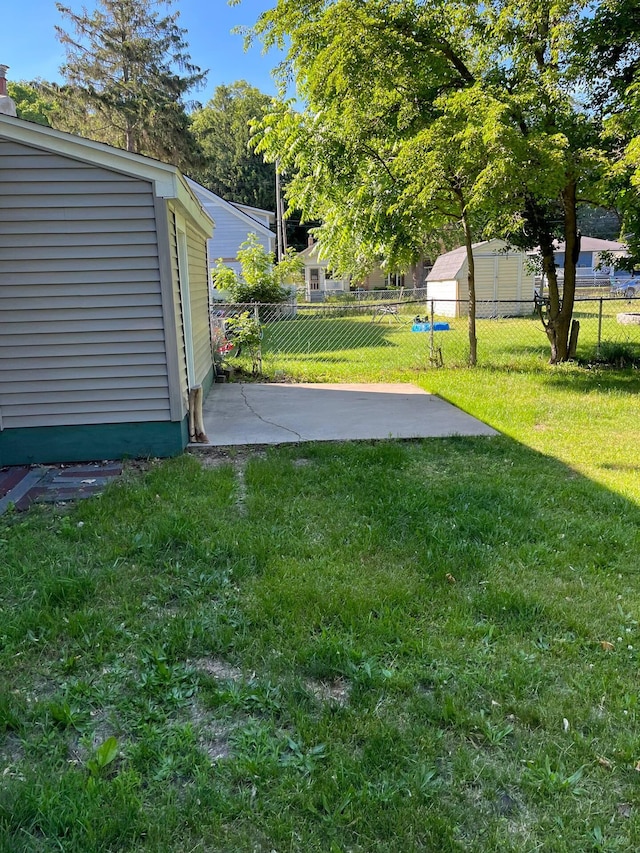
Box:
197, 383, 497, 447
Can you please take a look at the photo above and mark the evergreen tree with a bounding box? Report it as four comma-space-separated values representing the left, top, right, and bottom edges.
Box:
55, 0, 206, 170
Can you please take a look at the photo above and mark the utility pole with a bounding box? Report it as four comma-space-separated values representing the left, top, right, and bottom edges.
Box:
275, 160, 287, 262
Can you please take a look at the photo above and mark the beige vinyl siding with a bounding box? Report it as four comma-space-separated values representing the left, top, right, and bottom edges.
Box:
0, 139, 171, 430
364, 267, 387, 290
474, 263, 495, 302
186, 221, 212, 385
499, 257, 524, 303
167, 210, 189, 404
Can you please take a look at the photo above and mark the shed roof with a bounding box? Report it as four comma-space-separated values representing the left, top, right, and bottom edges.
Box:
0, 113, 213, 236
427, 238, 532, 281
428, 240, 518, 281
426, 244, 468, 281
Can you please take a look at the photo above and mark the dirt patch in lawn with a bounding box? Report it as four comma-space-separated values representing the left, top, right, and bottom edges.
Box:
305, 677, 350, 707
190, 657, 243, 681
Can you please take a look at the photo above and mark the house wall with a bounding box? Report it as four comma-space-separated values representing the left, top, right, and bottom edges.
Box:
186, 218, 213, 391
362, 267, 387, 290
0, 139, 173, 429
0, 138, 189, 464
166, 208, 213, 398
555, 250, 593, 268
193, 193, 275, 275
167, 210, 189, 409
302, 256, 350, 301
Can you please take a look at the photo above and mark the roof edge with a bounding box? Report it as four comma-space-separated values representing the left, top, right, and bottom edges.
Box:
1, 113, 176, 194
185, 178, 275, 240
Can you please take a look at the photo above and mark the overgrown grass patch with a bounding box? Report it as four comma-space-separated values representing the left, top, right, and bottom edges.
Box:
2, 422, 640, 851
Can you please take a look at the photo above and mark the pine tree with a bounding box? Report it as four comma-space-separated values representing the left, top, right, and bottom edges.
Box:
55, 0, 206, 170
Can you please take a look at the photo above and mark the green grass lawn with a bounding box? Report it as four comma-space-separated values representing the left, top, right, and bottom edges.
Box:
244, 296, 640, 382
3, 354, 640, 850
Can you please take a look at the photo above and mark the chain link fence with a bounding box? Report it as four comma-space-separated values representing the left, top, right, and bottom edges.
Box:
210, 295, 640, 379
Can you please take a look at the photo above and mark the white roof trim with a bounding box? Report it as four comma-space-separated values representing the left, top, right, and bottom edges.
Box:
233, 201, 276, 223
185, 177, 275, 240
0, 113, 213, 236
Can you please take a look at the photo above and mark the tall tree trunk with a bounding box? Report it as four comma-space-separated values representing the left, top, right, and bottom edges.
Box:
539, 232, 561, 363
539, 182, 579, 363
461, 209, 477, 366
557, 180, 579, 360
528, 187, 578, 364
125, 123, 136, 153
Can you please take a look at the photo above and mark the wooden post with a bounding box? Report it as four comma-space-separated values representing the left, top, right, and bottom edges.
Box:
188, 385, 208, 443
568, 319, 580, 359
429, 299, 435, 363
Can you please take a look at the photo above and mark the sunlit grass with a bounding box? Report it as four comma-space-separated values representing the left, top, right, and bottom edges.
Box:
227, 296, 640, 383
3, 300, 640, 850
2, 441, 640, 850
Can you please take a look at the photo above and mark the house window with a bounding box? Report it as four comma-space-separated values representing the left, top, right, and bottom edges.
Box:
310, 268, 320, 290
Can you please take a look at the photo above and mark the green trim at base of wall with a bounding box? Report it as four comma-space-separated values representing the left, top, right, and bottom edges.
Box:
0, 418, 189, 466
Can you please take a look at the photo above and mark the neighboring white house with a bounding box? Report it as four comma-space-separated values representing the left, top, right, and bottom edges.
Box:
298, 241, 350, 301
185, 178, 276, 284
426, 239, 536, 318
297, 240, 407, 301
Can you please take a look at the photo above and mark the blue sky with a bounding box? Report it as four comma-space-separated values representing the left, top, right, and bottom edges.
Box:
1, 0, 287, 104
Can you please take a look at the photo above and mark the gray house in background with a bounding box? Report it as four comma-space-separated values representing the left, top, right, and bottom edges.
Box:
553, 236, 627, 272
0, 113, 214, 466
185, 178, 275, 283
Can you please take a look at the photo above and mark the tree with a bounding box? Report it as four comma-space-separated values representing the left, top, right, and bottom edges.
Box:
190, 81, 277, 210
489, 0, 607, 362
7, 81, 57, 126
578, 0, 640, 268
212, 233, 303, 303
251, 0, 607, 364
54, 0, 205, 171
251, 1, 494, 364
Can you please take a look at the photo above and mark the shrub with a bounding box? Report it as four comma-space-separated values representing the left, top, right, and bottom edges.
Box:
212, 233, 303, 304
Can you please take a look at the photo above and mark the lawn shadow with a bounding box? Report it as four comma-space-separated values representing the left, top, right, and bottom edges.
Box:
540, 367, 640, 395
262, 318, 410, 355
273, 434, 640, 641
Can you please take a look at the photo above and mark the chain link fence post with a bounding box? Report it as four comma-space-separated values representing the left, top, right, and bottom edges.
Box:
429, 299, 435, 364
254, 302, 262, 375
597, 297, 603, 356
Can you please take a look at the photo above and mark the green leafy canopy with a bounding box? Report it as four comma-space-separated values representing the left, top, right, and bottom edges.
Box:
212, 233, 303, 303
